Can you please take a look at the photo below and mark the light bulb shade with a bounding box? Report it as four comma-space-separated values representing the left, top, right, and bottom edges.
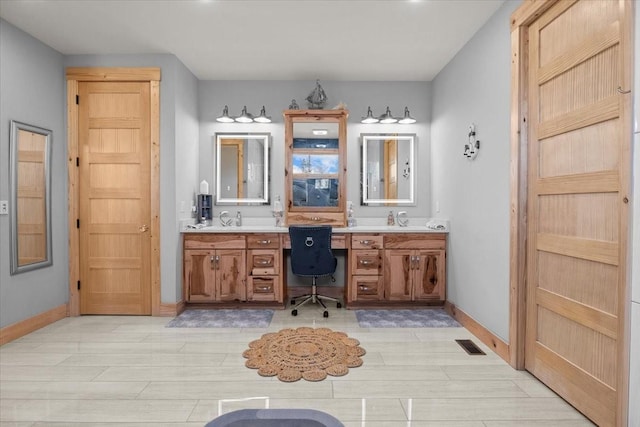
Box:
253, 106, 272, 123
398, 107, 416, 124
235, 106, 254, 123
216, 105, 234, 123
361, 106, 379, 124
379, 106, 398, 124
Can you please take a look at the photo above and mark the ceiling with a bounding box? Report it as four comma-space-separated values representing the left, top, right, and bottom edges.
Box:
0, 0, 506, 81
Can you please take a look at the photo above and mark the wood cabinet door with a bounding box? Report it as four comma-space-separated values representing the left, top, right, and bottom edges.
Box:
184, 250, 215, 302
413, 250, 445, 301
215, 249, 246, 301
384, 249, 413, 301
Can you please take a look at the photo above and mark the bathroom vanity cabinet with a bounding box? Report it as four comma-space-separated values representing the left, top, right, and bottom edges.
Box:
182, 229, 446, 308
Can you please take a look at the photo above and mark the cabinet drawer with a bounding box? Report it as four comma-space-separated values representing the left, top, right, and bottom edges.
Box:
351, 235, 383, 249
286, 212, 345, 227
281, 234, 347, 249
351, 250, 382, 275
247, 234, 280, 249
247, 276, 281, 302
248, 249, 280, 275
352, 276, 384, 301
184, 234, 246, 249
384, 233, 446, 250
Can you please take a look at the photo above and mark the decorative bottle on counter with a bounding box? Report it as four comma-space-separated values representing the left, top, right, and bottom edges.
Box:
387, 210, 395, 226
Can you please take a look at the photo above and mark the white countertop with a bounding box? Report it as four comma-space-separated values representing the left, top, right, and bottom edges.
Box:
182, 224, 448, 234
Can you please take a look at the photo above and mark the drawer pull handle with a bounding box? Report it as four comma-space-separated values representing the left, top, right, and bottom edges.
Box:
358, 285, 370, 291
257, 240, 271, 245
359, 239, 373, 245
359, 260, 372, 265
211, 255, 220, 269
256, 286, 272, 291
257, 260, 272, 265
312, 217, 321, 221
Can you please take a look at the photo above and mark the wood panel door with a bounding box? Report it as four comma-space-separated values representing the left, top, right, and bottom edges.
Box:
78, 81, 152, 315
525, 1, 631, 425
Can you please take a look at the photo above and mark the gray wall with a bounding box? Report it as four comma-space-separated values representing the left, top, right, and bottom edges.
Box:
197, 81, 432, 222
431, 1, 519, 341
64, 54, 199, 305
172, 60, 200, 302
0, 19, 67, 327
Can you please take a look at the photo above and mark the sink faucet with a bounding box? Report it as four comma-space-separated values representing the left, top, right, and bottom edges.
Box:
397, 211, 409, 227
219, 211, 233, 227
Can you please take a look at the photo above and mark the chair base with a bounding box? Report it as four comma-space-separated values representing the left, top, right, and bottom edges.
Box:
291, 283, 341, 317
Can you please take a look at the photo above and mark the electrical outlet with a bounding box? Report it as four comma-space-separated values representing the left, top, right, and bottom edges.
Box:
0, 200, 8, 215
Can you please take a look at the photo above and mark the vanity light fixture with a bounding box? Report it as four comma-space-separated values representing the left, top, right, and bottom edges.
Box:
379, 106, 398, 124
235, 106, 254, 123
216, 105, 272, 123
216, 105, 235, 123
253, 106, 272, 123
361, 107, 379, 124
398, 107, 417, 124
361, 106, 417, 124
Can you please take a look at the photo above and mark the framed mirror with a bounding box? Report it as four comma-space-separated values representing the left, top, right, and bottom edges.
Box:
215, 133, 270, 205
9, 120, 52, 274
361, 133, 415, 206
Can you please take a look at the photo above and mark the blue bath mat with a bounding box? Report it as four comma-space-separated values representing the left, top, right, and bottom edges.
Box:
355, 309, 460, 328
166, 309, 274, 328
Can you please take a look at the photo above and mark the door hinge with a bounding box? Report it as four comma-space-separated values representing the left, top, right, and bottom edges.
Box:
76, 157, 79, 167
77, 280, 81, 290
76, 219, 80, 228
76, 95, 79, 105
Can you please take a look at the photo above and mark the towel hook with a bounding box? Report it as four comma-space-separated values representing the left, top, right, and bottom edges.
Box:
617, 86, 631, 94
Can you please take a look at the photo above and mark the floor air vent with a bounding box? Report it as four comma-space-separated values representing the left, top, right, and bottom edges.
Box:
455, 339, 486, 355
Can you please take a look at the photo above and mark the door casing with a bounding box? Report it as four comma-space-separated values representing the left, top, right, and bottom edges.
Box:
66, 67, 162, 316
509, 1, 632, 425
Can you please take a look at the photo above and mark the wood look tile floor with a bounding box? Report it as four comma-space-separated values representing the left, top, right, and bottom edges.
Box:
0, 306, 595, 426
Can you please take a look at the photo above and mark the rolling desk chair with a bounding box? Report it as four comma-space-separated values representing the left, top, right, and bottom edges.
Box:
288, 225, 342, 318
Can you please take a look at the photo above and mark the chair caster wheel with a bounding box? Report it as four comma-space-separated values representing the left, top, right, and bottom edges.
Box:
292, 309, 298, 316
337, 302, 342, 309
323, 311, 329, 318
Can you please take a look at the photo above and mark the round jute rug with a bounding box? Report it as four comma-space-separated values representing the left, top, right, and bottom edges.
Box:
243, 327, 366, 382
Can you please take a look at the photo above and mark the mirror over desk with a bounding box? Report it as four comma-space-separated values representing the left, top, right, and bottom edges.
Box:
9, 120, 52, 274
361, 133, 416, 206
215, 133, 270, 205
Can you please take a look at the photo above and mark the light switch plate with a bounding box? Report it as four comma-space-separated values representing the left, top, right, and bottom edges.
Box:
0, 200, 8, 215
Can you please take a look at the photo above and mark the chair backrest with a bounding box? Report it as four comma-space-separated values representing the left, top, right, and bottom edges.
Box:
289, 225, 337, 278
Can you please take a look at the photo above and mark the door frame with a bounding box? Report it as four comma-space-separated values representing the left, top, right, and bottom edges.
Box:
66, 67, 162, 316
509, 1, 632, 425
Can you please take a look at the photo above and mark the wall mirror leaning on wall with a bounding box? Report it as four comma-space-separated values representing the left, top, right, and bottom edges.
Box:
215, 133, 270, 205
9, 120, 52, 274
361, 133, 416, 206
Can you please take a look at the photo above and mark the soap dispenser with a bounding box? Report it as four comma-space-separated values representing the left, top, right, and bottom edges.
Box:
273, 195, 284, 227
347, 201, 357, 228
